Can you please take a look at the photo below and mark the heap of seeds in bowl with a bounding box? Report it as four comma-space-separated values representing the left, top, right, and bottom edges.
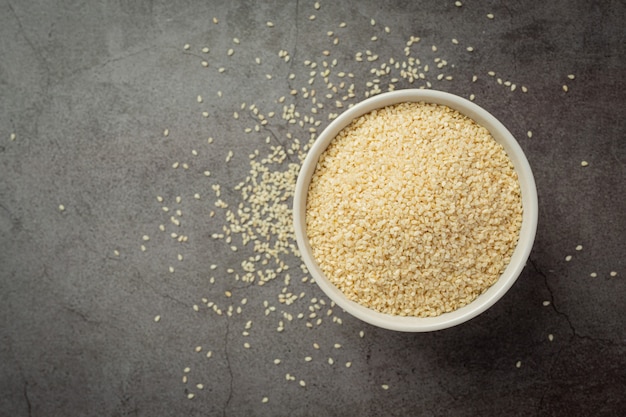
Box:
305, 102, 523, 317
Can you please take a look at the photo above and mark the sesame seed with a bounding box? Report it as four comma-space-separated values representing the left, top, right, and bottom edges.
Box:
195, 346, 202, 352
345, 362, 352, 368
196, 384, 204, 390
314, 1, 320, 9
202, 47, 209, 53
381, 384, 389, 390
197, 95, 202, 103
10, 133, 16, 141
565, 255, 572, 262
515, 361, 522, 368
334, 343, 341, 349
455, 1, 463, 6
154, 315, 161, 322
527, 131, 533, 138
590, 272, 597, 277
262, 397, 269, 403
575, 245, 583, 251
542, 300, 551, 306
163, 129, 169, 137
58, 204, 65, 212
359, 330, 364, 338
581, 160, 589, 167
548, 334, 554, 342
183, 44, 190, 50
212, 17, 218, 24
309, 15, 316, 20
610, 271, 618, 277
466, 46, 474, 52
274, 359, 281, 365
370, 18, 376, 26
244, 342, 250, 348
187, 393, 195, 400
207, 351, 213, 358
328, 357, 334, 365
299, 380, 306, 387
142, 235, 150, 241
304, 356, 312, 362
233, 38, 240, 44
113, 250, 120, 256
184, 367, 191, 373
562, 85, 569, 92
487, 13, 494, 19
339, 22, 347, 28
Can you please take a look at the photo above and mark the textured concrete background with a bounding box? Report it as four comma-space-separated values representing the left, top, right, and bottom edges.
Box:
1, 0, 625, 416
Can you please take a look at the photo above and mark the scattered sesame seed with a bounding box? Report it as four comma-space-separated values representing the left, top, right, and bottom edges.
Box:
183, 44, 190, 50
10, 133, 16, 141
262, 397, 269, 403
455, 1, 463, 6
339, 22, 347, 28
299, 380, 306, 387
548, 334, 554, 342
359, 330, 364, 338
345, 362, 352, 368
154, 315, 161, 322
527, 131, 533, 138
568, 74, 575, 80
309, 15, 316, 20
187, 393, 195, 400
184, 367, 191, 373
142, 235, 150, 241
466, 46, 474, 52
590, 272, 597, 277
195, 346, 202, 352
381, 384, 389, 390
197, 95, 202, 103
543, 300, 551, 306
575, 245, 583, 251
274, 359, 281, 365
610, 271, 618, 277
113, 250, 120, 256
163, 129, 169, 137
581, 160, 589, 167
304, 356, 312, 362
562, 85, 569, 92
314, 1, 320, 9
328, 357, 334, 365
212, 17, 218, 24
515, 361, 522, 368
565, 255, 572, 262
244, 342, 250, 348
58, 204, 65, 212
487, 13, 494, 19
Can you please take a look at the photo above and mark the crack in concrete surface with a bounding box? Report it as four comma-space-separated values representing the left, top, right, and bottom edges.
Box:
222, 317, 233, 417
23, 382, 32, 417
528, 256, 623, 347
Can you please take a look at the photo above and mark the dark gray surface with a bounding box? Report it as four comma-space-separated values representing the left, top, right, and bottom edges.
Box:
1, 0, 625, 416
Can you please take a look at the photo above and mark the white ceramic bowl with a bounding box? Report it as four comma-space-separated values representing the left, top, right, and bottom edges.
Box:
293, 89, 538, 332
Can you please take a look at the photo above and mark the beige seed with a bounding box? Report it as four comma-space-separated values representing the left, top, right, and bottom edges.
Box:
187, 393, 195, 400
610, 271, 618, 277
197, 384, 204, 390
543, 300, 551, 306
212, 17, 218, 24
590, 272, 597, 277
487, 13, 494, 19
163, 129, 169, 137
266, 21, 274, 27
515, 361, 522, 368
58, 204, 65, 212
568, 74, 575, 80
527, 131, 533, 138
581, 160, 589, 167
202, 47, 209, 53
381, 384, 389, 390
262, 397, 269, 403
183, 43, 190, 50
565, 255, 572, 262
154, 315, 161, 322
548, 334, 554, 342
299, 380, 306, 387
562, 85, 569, 92
455, 1, 463, 6
274, 359, 281, 365
10, 133, 16, 141
345, 362, 352, 368
575, 245, 583, 251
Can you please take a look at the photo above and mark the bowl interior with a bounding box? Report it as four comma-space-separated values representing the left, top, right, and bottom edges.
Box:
293, 89, 538, 332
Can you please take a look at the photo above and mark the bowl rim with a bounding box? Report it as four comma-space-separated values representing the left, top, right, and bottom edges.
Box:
293, 89, 538, 332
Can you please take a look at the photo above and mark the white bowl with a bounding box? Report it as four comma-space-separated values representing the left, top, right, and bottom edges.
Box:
293, 89, 538, 332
